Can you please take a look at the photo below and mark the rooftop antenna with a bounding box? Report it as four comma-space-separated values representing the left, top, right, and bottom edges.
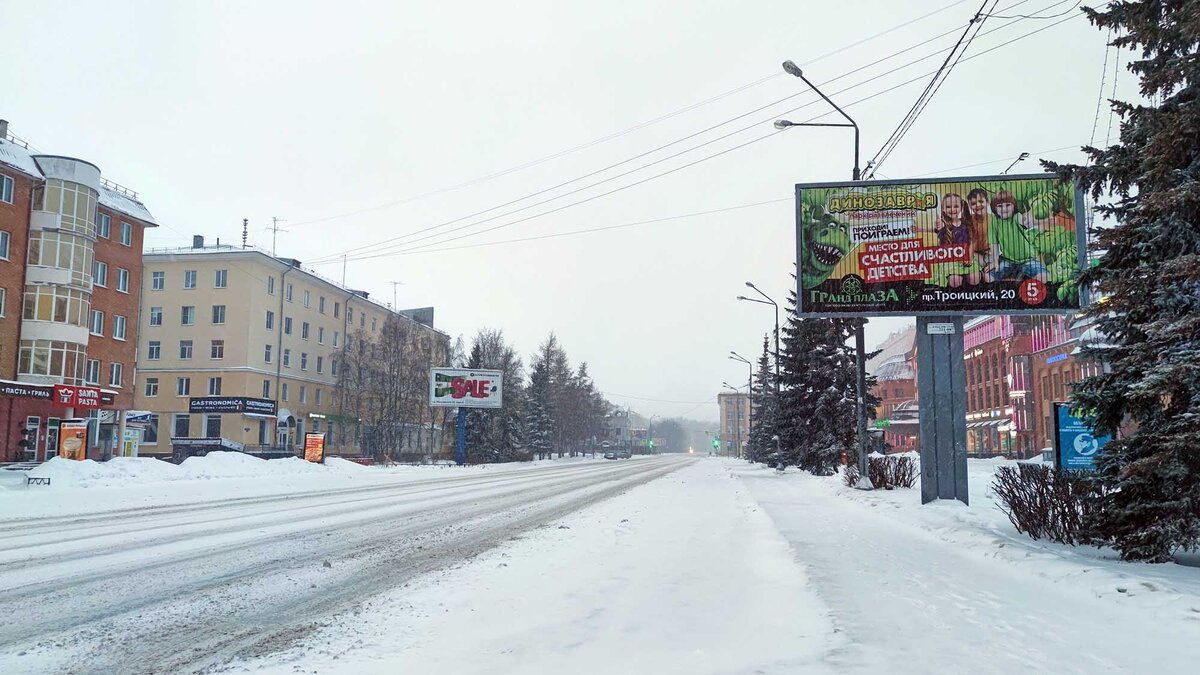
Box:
242, 218, 248, 249
269, 217, 288, 256
388, 280, 406, 309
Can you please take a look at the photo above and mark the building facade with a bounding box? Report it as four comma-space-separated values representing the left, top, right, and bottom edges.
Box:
134, 240, 448, 458
1, 122, 155, 462
717, 392, 749, 457
1028, 314, 1109, 453
867, 326, 918, 452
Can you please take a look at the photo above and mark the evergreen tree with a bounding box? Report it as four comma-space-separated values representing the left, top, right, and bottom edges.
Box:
748, 335, 779, 465
525, 358, 554, 461
1049, 2, 1200, 561
464, 329, 526, 463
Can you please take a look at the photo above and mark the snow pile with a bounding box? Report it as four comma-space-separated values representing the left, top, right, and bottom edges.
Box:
179, 453, 326, 479
323, 457, 370, 473
24, 452, 369, 487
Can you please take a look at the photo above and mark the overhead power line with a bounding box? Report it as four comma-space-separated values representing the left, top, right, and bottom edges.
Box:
313, 0, 1070, 265
328, 6, 1091, 263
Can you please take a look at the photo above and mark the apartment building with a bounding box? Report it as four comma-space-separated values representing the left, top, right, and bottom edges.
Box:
135, 240, 448, 457
717, 391, 749, 457
866, 326, 918, 452
0, 121, 156, 461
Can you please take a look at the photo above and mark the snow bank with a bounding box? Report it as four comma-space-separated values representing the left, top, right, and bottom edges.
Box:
25, 452, 368, 488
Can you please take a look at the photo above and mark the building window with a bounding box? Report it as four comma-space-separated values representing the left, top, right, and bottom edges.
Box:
212, 305, 226, 324
302, 322, 310, 340
282, 383, 289, 401
113, 315, 127, 340
148, 341, 161, 360
205, 414, 221, 438
347, 308, 352, 324
96, 212, 111, 238
183, 270, 197, 289
300, 352, 308, 370
109, 362, 123, 387
181, 306, 195, 325
211, 339, 225, 359
333, 331, 339, 348
318, 327, 325, 344
208, 377, 222, 395
266, 310, 275, 330
303, 290, 311, 308
334, 302, 340, 318
319, 296, 326, 313
173, 413, 190, 438
268, 276, 276, 295
0, 174, 13, 204
116, 268, 130, 293
0, 230, 9, 260
264, 344, 273, 363
214, 269, 228, 288
286, 283, 293, 302
284, 317, 293, 335
372, 317, 377, 332
90, 310, 104, 335
176, 377, 191, 396
263, 379, 271, 398
143, 415, 159, 444
346, 335, 352, 352
316, 355, 324, 373
299, 385, 307, 403
149, 306, 163, 326
315, 389, 322, 406
361, 314, 365, 328
331, 357, 338, 376
151, 271, 164, 290
93, 261, 108, 287
180, 340, 193, 359
283, 349, 291, 367
120, 221, 133, 246
85, 359, 100, 385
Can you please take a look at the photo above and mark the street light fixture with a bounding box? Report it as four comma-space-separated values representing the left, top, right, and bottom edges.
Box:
777, 58, 870, 484
740, 282, 781, 398
1002, 151, 1031, 174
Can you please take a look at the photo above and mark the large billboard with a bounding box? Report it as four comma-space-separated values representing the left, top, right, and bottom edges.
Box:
796, 174, 1086, 316
430, 368, 504, 408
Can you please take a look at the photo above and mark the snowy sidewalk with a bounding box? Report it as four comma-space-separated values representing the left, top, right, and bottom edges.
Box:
222, 458, 841, 675
734, 460, 1200, 674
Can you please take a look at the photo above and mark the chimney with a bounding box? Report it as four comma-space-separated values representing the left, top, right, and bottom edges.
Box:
0, 120, 8, 140
192, 235, 205, 249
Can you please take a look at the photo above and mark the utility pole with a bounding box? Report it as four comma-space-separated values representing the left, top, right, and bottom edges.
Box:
388, 281, 405, 309
269, 217, 288, 256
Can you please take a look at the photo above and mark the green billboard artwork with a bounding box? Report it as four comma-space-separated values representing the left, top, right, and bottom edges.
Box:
795, 174, 1086, 316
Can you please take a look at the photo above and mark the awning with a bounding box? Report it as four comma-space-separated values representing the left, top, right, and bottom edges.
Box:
967, 419, 1009, 429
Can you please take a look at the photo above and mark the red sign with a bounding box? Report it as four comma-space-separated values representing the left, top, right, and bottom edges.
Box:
52, 385, 103, 409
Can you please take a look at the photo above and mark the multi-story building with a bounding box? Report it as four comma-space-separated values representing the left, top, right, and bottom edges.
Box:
0, 121, 156, 461
134, 239, 448, 458
962, 315, 1038, 458
717, 391, 749, 457
867, 326, 919, 452
1027, 314, 1109, 453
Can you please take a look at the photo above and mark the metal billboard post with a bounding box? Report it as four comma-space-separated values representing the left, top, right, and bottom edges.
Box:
455, 407, 467, 465
915, 317, 968, 504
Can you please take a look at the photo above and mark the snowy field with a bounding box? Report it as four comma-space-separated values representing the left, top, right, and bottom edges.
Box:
1, 454, 1197, 674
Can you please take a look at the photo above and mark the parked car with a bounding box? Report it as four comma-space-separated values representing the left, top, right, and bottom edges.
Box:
618, 450, 632, 459
604, 451, 618, 460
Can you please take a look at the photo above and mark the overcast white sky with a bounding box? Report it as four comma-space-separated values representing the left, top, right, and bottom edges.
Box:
1, 0, 1132, 421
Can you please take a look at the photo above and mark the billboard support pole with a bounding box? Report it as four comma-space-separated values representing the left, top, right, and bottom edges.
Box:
454, 407, 467, 465
915, 316, 968, 504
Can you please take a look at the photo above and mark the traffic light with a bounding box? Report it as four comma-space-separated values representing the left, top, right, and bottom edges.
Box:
648, 440, 654, 449
712, 438, 719, 449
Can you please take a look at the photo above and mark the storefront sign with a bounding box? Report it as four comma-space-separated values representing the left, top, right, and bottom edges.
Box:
430, 368, 504, 408
189, 397, 278, 415
1053, 403, 1111, 471
304, 432, 326, 463
796, 174, 1085, 316
58, 419, 90, 461
52, 384, 103, 408
0, 381, 114, 405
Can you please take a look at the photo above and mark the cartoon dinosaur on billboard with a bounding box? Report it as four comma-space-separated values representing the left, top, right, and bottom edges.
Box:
800, 203, 852, 289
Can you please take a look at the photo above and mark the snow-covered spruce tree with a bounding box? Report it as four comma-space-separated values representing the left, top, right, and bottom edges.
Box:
524, 357, 555, 461
1047, 2, 1200, 562
778, 289, 879, 475
748, 334, 779, 465
464, 329, 526, 463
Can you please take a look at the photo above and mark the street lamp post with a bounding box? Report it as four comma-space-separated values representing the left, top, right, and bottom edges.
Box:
722, 381, 744, 459
729, 351, 753, 459
776, 59, 870, 485
738, 282, 781, 397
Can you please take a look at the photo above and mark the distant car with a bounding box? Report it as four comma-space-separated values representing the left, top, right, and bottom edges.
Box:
618, 451, 632, 459
604, 451, 618, 460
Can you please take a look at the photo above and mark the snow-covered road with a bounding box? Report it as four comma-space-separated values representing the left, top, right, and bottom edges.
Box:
0, 456, 689, 674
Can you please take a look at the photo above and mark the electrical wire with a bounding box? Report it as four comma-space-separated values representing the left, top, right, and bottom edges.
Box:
1089, 28, 1114, 148
313, 0, 1071, 265
335, 6, 1090, 262
986, 0, 1080, 19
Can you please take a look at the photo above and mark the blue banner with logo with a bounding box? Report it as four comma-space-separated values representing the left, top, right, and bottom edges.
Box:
1054, 403, 1110, 471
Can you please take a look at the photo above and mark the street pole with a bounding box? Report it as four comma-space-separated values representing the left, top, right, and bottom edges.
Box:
777, 59, 870, 485
740, 283, 781, 399
455, 407, 467, 465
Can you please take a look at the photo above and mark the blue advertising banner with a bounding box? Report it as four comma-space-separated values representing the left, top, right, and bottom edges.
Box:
1054, 403, 1111, 471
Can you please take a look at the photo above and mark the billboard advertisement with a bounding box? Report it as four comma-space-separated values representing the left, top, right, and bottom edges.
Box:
796, 174, 1085, 316
58, 419, 90, 461
430, 368, 504, 408
304, 432, 326, 463
1054, 403, 1111, 471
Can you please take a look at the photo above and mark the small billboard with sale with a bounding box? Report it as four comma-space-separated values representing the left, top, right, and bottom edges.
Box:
429, 368, 503, 408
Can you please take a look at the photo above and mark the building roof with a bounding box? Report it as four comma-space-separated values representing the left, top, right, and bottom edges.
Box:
875, 355, 916, 382
99, 181, 158, 226
866, 325, 915, 376
0, 137, 43, 178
